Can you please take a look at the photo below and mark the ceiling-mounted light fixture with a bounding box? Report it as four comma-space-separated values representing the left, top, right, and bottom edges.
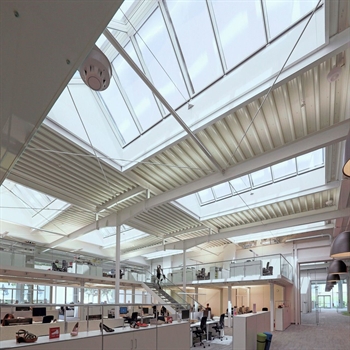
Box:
327, 66, 342, 82
328, 260, 348, 275
327, 274, 340, 283
79, 45, 112, 91
330, 231, 350, 259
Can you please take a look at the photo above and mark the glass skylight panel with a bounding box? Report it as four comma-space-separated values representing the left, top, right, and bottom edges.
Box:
1, 180, 69, 228
250, 167, 272, 187
69, 84, 126, 154
99, 77, 139, 145
297, 149, 324, 173
165, 0, 223, 93
47, 87, 89, 143
112, 0, 136, 23
100, 226, 148, 243
197, 188, 215, 204
136, 8, 189, 110
229, 175, 251, 193
211, 0, 266, 70
271, 158, 297, 181
121, 228, 149, 243
264, 0, 320, 39
112, 42, 162, 132
142, 249, 183, 259
212, 182, 232, 199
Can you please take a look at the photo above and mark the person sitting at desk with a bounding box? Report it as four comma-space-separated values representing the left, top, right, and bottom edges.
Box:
2, 313, 14, 326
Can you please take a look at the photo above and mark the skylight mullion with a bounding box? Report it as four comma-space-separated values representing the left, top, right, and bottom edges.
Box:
130, 35, 166, 117
206, 0, 227, 72
92, 90, 124, 147
111, 64, 143, 134
164, 0, 223, 93
159, 0, 194, 97
259, 0, 271, 43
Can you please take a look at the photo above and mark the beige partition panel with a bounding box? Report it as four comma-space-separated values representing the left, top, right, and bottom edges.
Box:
233, 311, 270, 350
1, 322, 191, 350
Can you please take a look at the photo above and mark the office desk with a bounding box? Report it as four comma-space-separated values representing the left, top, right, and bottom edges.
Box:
190, 319, 218, 347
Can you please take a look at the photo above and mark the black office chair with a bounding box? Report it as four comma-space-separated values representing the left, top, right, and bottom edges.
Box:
193, 316, 209, 348
212, 313, 225, 341
52, 261, 60, 271
42, 315, 54, 323
262, 262, 273, 275
61, 260, 68, 272
126, 311, 139, 324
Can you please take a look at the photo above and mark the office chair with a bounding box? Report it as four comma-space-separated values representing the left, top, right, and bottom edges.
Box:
42, 315, 54, 323
212, 313, 225, 341
52, 261, 61, 271
126, 311, 139, 324
193, 316, 208, 348
61, 260, 68, 272
262, 262, 273, 276
196, 268, 206, 280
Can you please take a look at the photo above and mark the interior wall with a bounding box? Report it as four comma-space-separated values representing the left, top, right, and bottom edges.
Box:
249, 285, 270, 312
196, 287, 221, 317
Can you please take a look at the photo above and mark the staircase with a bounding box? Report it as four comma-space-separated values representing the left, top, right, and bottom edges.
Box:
142, 281, 190, 314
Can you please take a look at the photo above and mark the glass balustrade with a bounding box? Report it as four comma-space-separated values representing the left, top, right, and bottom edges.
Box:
0, 238, 292, 286
163, 254, 293, 284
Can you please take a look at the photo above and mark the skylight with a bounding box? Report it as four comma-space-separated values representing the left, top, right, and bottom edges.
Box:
0, 180, 70, 229
77, 226, 149, 248
44, 0, 322, 166
228, 221, 331, 244
196, 148, 324, 206
142, 249, 183, 260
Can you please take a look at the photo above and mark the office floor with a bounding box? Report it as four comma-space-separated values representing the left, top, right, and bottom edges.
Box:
191, 309, 350, 350
271, 309, 350, 350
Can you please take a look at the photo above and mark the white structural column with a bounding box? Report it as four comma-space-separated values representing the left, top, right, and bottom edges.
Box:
293, 244, 300, 324
132, 286, 136, 304
227, 285, 232, 327
80, 281, 84, 304
338, 280, 343, 308
269, 284, 274, 332
115, 220, 121, 318
183, 242, 187, 292
194, 286, 199, 312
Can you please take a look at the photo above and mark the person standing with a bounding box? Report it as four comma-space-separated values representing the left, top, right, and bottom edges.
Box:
156, 265, 165, 289
204, 303, 212, 318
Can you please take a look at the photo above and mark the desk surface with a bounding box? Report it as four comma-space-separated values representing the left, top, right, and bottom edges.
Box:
190, 319, 218, 328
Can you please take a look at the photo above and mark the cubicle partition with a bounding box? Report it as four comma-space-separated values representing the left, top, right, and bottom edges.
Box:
0, 302, 191, 350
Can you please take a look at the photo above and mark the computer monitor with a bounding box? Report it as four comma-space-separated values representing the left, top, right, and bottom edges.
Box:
181, 309, 190, 320
120, 307, 128, 314
5, 318, 33, 326
142, 307, 149, 315
15, 306, 31, 311
32, 307, 46, 317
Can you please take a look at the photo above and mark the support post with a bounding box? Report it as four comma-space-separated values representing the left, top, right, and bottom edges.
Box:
115, 217, 121, 318
183, 241, 187, 293
270, 283, 274, 332
228, 285, 232, 327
